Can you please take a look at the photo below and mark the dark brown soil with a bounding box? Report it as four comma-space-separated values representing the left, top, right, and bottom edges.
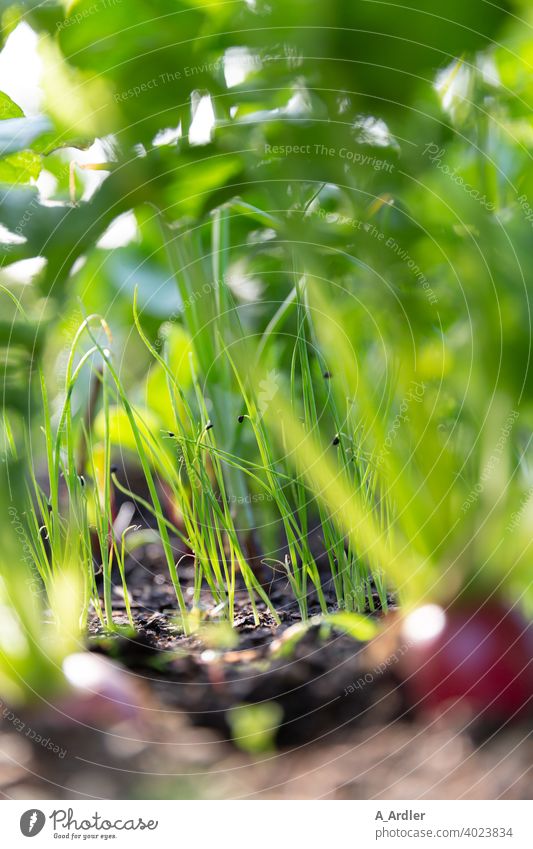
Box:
1, 540, 531, 800
86, 540, 404, 744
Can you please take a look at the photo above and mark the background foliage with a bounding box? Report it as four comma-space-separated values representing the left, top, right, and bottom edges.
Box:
0, 0, 532, 697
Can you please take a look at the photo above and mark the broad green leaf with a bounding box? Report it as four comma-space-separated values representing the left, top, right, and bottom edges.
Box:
0, 115, 51, 156
0, 90, 23, 120
0, 149, 41, 182
323, 612, 379, 642
227, 702, 283, 754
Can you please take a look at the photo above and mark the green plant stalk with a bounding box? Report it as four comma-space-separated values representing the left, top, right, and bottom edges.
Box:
84, 320, 189, 631
134, 291, 279, 625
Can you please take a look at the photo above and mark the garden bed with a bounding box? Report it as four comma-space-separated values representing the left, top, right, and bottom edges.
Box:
86, 543, 401, 747
1, 543, 531, 801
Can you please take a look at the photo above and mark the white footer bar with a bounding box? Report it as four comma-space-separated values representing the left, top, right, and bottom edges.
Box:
1, 800, 530, 847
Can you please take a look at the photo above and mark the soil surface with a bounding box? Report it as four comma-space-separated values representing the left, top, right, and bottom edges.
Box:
1, 539, 531, 800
